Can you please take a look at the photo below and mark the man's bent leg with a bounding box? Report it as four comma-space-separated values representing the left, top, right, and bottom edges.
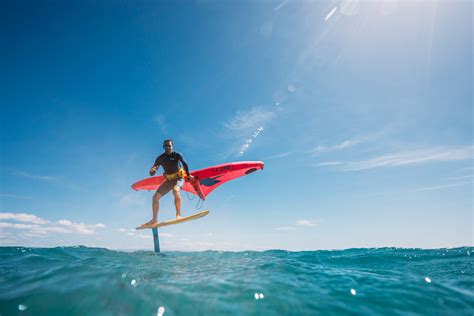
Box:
172, 186, 182, 219
141, 181, 173, 226
152, 191, 162, 222
142, 191, 162, 226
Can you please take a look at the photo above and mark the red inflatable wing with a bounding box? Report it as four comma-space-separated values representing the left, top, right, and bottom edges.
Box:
131, 175, 167, 191
131, 161, 264, 199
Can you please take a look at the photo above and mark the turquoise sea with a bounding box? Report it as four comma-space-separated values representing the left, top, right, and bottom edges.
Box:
0, 246, 472, 315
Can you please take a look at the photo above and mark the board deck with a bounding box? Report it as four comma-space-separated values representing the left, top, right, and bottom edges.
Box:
136, 210, 210, 230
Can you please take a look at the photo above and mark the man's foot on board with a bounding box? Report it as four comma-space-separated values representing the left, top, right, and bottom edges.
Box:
141, 219, 158, 226
176, 215, 182, 220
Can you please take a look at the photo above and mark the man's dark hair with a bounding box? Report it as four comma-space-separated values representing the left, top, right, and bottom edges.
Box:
163, 139, 173, 146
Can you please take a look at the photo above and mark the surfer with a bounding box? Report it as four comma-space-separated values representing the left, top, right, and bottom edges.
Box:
143, 139, 194, 226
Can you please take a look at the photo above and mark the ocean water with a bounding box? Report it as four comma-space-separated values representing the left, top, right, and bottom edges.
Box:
0, 246, 472, 315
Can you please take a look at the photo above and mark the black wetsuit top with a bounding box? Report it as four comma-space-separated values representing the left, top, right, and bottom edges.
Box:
153, 152, 190, 176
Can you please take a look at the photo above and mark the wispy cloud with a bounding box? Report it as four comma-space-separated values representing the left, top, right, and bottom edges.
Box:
153, 114, 168, 134
223, 106, 275, 136
0, 212, 105, 236
0, 212, 49, 224
274, 1, 288, 11
275, 226, 296, 231
448, 175, 473, 181
310, 135, 374, 155
118, 228, 172, 238
315, 161, 343, 167
295, 219, 319, 227
264, 151, 294, 161
125, 231, 152, 240
0, 193, 32, 200
119, 193, 147, 208
57, 220, 106, 234
159, 232, 173, 238
316, 146, 474, 171
410, 181, 472, 193
11, 171, 62, 182
221, 106, 276, 158
0, 222, 43, 230
0, 221, 93, 235
7, 168, 84, 191
136, 233, 152, 240
276, 219, 320, 231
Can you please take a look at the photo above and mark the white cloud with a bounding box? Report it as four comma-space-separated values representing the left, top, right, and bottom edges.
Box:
276, 219, 320, 231
56, 220, 97, 235
44, 226, 70, 234
119, 193, 147, 208
224, 106, 275, 135
410, 181, 472, 193
0, 222, 69, 234
448, 175, 473, 180
276, 226, 296, 231
295, 219, 319, 227
24, 231, 49, 238
137, 233, 152, 240
274, 1, 288, 11
222, 106, 275, 157
0, 222, 41, 229
315, 161, 343, 166
11, 171, 61, 182
311, 135, 372, 155
265, 151, 294, 160
153, 114, 168, 134
0, 212, 105, 236
0, 213, 49, 225
7, 169, 83, 191
119, 229, 172, 239
0, 194, 32, 200
339, 146, 473, 171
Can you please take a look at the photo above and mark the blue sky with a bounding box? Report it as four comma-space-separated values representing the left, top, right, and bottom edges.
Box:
1, 0, 472, 251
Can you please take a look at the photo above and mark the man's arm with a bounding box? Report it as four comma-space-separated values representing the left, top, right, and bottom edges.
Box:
149, 157, 160, 176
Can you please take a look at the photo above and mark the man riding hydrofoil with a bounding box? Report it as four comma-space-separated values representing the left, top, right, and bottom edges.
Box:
142, 139, 194, 226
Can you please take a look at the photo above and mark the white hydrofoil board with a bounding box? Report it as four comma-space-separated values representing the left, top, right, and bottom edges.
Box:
136, 210, 210, 230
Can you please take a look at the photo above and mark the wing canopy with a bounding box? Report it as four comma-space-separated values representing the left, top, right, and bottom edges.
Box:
131, 161, 264, 199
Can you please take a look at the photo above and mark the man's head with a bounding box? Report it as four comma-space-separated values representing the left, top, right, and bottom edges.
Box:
163, 139, 173, 154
